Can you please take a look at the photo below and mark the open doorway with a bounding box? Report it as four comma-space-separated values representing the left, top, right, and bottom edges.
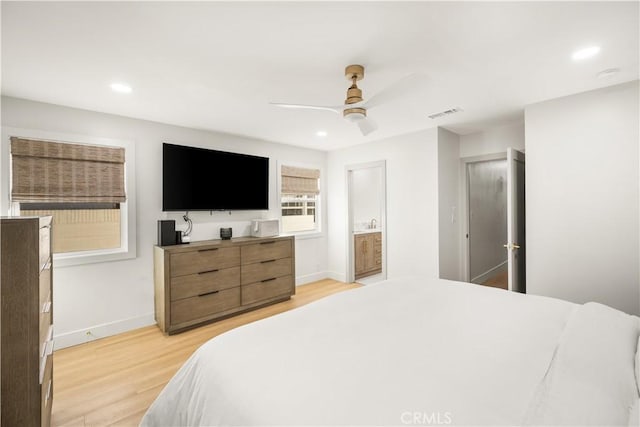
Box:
461, 149, 526, 292
467, 157, 508, 289
346, 161, 387, 284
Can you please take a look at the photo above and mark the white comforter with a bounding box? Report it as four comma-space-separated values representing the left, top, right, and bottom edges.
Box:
141, 277, 640, 426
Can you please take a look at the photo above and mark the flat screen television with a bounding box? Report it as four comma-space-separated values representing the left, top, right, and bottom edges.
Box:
162, 143, 269, 211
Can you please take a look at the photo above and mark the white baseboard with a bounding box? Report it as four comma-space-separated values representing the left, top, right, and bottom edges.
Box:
296, 271, 330, 285
471, 260, 508, 284
53, 312, 156, 350
54, 273, 347, 349
326, 271, 348, 283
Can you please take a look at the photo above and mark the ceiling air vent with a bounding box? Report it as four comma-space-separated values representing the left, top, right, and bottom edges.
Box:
427, 107, 463, 119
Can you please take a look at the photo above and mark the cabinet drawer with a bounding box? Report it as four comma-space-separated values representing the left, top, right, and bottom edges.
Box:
41, 354, 53, 427
39, 226, 51, 270
171, 266, 240, 301
171, 247, 240, 277
242, 275, 293, 306
241, 257, 292, 285
241, 240, 291, 265
39, 266, 51, 313
171, 286, 240, 325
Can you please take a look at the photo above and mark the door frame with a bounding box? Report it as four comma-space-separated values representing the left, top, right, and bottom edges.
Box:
459, 152, 507, 283
345, 160, 387, 284
506, 147, 526, 293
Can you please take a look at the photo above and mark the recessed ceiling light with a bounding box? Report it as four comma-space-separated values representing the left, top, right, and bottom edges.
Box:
572, 46, 600, 61
316, 131, 328, 137
596, 68, 621, 79
110, 82, 132, 93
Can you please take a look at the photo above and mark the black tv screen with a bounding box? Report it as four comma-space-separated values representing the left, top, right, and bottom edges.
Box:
163, 143, 269, 211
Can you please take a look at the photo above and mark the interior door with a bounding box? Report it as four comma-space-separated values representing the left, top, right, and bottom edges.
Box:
506, 148, 526, 293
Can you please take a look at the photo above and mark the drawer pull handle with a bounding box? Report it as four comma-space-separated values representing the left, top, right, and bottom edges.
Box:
261, 277, 277, 283
261, 259, 276, 264
42, 301, 51, 313
260, 241, 276, 245
198, 269, 219, 275
198, 290, 220, 297
198, 248, 219, 252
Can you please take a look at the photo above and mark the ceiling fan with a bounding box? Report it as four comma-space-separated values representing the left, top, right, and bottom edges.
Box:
270, 65, 424, 136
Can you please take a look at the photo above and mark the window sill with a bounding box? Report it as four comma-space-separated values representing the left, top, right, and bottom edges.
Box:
54, 246, 136, 268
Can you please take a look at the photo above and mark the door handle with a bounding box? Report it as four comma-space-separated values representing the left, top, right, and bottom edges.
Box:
503, 243, 521, 250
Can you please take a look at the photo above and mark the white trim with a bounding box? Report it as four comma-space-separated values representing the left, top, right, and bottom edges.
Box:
327, 270, 348, 283
1, 127, 137, 266
345, 160, 387, 284
53, 312, 155, 350
295, 271, 330, 286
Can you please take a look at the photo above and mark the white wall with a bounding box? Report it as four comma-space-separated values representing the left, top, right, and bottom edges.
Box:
437, 128, 461, 280
351, 167, 383, 230
327, 129, 439, 282
525, 81, 639, 315
459, 122, 525, 158
1, 96, 329, 347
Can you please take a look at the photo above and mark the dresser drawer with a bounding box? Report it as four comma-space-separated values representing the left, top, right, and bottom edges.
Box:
39, 226, 51, 270
39, 328, 53, 384
39, 266, 51, 314
171, 286, 241, 325
241, 257, 292, 285
40, 353, 53, 427
242, 275, 293, 306
171, 266, 240, 301
39, 310, 52, 359
241, 240, 291, 265
171, 246, 240, 277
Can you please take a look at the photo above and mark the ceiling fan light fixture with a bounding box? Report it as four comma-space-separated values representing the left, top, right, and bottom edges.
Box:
343, 107, 367, 122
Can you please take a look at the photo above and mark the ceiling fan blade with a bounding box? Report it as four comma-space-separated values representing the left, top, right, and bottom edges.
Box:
357, 117, 378, 136
361, 73, 428, 110
269, 102, 342, 115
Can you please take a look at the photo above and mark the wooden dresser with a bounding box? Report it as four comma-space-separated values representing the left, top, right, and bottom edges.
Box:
354, 231, 382, 280
1, 216, 54, 427
154, 235, 295, 334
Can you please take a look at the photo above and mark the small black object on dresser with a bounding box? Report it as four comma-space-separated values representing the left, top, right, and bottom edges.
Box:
220, 227, 232, 240
158, 220, 177, 246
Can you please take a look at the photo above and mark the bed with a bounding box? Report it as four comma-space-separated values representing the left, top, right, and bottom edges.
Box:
141, 276, 640, 426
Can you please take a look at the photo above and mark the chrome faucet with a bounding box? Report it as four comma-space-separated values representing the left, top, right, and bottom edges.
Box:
369, 218, 377, 229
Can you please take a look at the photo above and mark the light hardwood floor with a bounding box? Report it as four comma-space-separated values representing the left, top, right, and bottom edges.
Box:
52, 279, 360, 427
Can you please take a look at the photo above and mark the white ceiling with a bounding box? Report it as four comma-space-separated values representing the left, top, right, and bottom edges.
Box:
2, 1, 638, 151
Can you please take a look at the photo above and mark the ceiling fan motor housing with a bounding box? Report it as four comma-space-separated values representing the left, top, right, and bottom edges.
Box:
344, 64, 367, 121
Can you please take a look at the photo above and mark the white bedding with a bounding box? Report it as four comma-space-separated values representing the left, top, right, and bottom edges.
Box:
141, 276, 640, 426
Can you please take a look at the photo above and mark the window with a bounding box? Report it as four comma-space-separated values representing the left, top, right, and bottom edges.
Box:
280, 165, 320, 234
8, 134, 136, 265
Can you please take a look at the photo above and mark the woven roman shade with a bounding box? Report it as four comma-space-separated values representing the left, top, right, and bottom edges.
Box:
281, 165, 320, 195
11, 137, 126, 203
